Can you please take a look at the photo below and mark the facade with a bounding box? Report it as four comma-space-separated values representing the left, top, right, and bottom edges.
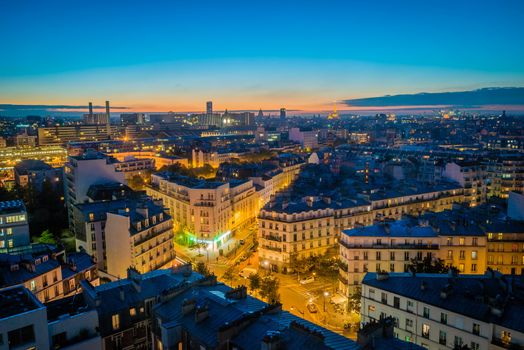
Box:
361, 271, 524, 350
14, 159, 62, 191
84, 113, 109, 125
104, 198, 175, 278
38, 125, 118, 145
0, 245, 98, 303
444, 161, 487, 206
64, 151, 126, 240
113, 156, 155, 180
0, 200, 30, 249
487, 154, 524, 198
258, 198, 336, 273
0, 285, 101, 350
289, 127, 319, 149
120, 113, 145, 126
338, 214, 488, 296
485, 221, 524, 274
147, 174, 258, 250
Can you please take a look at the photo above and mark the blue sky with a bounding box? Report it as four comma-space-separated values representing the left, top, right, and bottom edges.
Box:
1, 0, 523, 111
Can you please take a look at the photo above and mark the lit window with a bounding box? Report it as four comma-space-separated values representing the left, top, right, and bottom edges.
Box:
130, 308, 136, 316
112, 314, 120, 330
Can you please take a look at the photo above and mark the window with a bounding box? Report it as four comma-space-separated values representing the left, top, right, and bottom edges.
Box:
30, 280, 36, 291
376, 251, 381, 260
405, 318, 413, 328
470, 341, 480, 350
439, 330, 447, 345
130, 307, 136, 316
423, 306, 430, 318
407, 300, 414, 313
8, 325, 35, 348
422, 324, 430, 338
454, 336, 463, 347
447, 250, 453, 259
459, 237, 465, 246
390, 263, 395, 272
393, 296, 400, 309
368, 305, 375, 312
471, 263, 477, 272
472, 323, 480, 336
472, 237, 478, 246
404, 252, 410, 261
390, 252, 395, 260
460, 250, 465, 259
112, 314, 120, 330
381, 292, 387, 304
441, 312, 447, 324
459, 263, 465, 272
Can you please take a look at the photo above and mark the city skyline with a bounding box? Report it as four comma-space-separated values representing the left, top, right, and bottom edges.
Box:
1, 0, 524, 112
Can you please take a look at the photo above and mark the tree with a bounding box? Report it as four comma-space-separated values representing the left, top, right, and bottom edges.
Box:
408, 256, 454, 274
35, 229, 57, 244
248, 273, 261, 292
259, 275, 280, 304
128, 174, 146, 190
195, 261, 210, 276
222, 267, 235, 285
348, 287, 362, 314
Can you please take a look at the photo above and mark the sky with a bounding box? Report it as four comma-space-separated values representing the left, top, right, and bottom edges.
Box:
1, 0, 524, 113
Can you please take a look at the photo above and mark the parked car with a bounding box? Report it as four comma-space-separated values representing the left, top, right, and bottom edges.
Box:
239, 267, 258, 278
300, 276, 315, 285
307, 303, 318, 313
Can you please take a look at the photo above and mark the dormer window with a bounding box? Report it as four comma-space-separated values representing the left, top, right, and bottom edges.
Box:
145, 219, 149, 227
137, 222, 142, 230
42, 255, 49, 262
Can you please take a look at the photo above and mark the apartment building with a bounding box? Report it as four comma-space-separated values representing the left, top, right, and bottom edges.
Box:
485, 220, 524, 274
147, 173, 258, 249
487, 154, 524, 198
0, 285, 101, 350
258, 197, 336, 273
14, 159, 63, 191
104, 198, 175, 278
289, 127, 319, 149
0, 245, 98, 303
73, 191, 151, 270
64, 151, 126, 239
361, 271, 524, 350
0, 200, 30, 250
444, 161, 487, 206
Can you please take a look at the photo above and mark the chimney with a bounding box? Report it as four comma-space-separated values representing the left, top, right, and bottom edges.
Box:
105, 100, 111, 137
181, 299, 196, 315
119, 286, 125, 301
88, 102, 93, 118
195, 305, 209, 323
261, 331, 282, 350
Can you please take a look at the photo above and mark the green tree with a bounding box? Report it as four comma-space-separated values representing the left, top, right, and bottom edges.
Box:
222, 267, 235, 285
195, 261, 210, 276
248, 273, 261, 292
259, 275, 280, 304
408, 256, 454, 273
348, 287, 362, 314
35, 229, 57, 244
128, 174, 148, 190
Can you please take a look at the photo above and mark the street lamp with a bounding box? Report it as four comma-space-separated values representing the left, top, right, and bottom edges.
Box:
323, 291, 329, 312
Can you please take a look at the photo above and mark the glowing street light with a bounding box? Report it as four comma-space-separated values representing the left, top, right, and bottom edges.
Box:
323, 291, 329, 312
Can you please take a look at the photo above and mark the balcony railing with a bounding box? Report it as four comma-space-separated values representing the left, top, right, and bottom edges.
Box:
261, 245, 282, 252
492, 337, 524, 350
339, 240, 439, 250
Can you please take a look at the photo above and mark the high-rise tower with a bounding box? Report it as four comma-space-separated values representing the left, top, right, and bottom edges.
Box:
105, 101, 111, 137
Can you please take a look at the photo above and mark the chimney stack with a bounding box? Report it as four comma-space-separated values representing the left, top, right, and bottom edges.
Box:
105, 100, 111, 137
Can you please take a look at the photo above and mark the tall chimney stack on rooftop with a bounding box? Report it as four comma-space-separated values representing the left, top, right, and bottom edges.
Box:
105, 100, 111, 137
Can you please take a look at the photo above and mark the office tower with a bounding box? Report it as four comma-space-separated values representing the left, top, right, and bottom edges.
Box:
206, 101, 213, 115
280, 108, 286, 119
120, 113, 145, 126
88, 101, 93, 118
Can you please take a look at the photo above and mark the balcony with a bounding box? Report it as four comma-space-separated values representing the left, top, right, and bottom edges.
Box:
263, 235, 282, 242
339, 240, 439, 250
261, 245, 282, 252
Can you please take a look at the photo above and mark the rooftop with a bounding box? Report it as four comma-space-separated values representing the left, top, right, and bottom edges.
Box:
14, 159, 53, 173
0, 285, 43, 320
0, 199, 26, 215
363, 272, 524, 333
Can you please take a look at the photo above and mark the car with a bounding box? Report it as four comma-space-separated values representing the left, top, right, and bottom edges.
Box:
239, 239, 245, 245
307, 303, 318, 313
300, 276, 315, 285
239, 267, 258, 278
